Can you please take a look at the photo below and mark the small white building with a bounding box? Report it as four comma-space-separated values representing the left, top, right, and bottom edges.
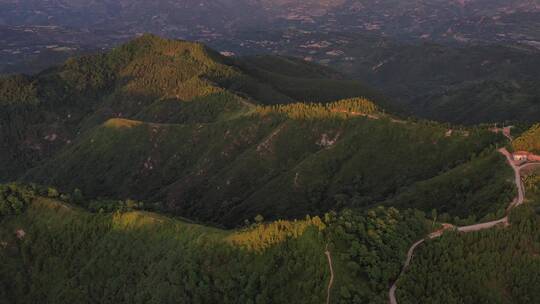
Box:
513, 151, 530, 161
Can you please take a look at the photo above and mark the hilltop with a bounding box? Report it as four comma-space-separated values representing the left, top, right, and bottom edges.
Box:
0, 35, 516, 228
0, 34, 379, 182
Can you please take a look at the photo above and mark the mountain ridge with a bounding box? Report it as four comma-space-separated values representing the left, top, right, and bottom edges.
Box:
0, 35, 514, 228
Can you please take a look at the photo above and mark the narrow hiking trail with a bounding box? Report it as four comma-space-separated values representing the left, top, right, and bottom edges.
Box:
325, 244, 334, 304
388, 147, 529, 304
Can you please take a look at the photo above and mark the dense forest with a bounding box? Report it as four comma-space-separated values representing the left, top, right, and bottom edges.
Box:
0, 34, 379, 182
0, 34, 511, 228
23, 111, 505, 227
1, 35, 538, 303
395, 203, 540, 304
324, 32, 540, 125
385, 150, 515, 225
394, 166, 540, 304
0, 183, 427, 304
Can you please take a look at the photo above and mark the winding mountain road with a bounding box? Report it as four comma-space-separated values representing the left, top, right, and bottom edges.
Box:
388, 147, 527, 304
325, 244, 334, 304
388, 239, 426, 304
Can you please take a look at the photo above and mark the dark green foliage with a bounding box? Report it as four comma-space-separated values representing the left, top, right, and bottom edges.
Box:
135, 92, 251, 124
23, 110, 504, 227
396, 205, 540, 304
0, 192, 426, 304
330, 35, 540, 124
385, 151, 515, 224
0, 75, 38, 106
0, 35, 380, 183
326, 207, 428, 303
86, 198, 147, 213
0, 184, 34, 218
0, 35, 516, 235
232, 55, 386, 105
409, 80, 540, 125
0, 35, 535, 303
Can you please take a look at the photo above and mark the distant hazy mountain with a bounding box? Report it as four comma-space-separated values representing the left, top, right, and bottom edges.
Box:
1, 0, 538, 43
0, 0, 262, 29
1, 1, 539, 124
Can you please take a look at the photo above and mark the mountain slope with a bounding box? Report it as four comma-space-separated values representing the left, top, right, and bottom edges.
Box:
1, 34, 536, 304
0, 34, 378, 182
385, 150, 515, 224
1, 35, 513, 229
326, 37, 540, 124
23, 102, 505, 227
0, 183, 428, 304
396, 205, 540, 304
249, 29, 540, 124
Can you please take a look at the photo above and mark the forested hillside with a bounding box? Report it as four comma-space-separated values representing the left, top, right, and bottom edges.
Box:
0, 183, 427, 304
23, 106, 505, 227
395, 204, 540, 304
385, 150, 515, 225
393, 163, 540, 304
335, 41, 540, 124
0, 34, 379, 183
0, 33, 538, 304
0, 35, 512, 228
287, 31, 540, 124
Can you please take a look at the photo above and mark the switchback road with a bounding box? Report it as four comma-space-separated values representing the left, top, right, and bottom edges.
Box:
389, 147, 526, 304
